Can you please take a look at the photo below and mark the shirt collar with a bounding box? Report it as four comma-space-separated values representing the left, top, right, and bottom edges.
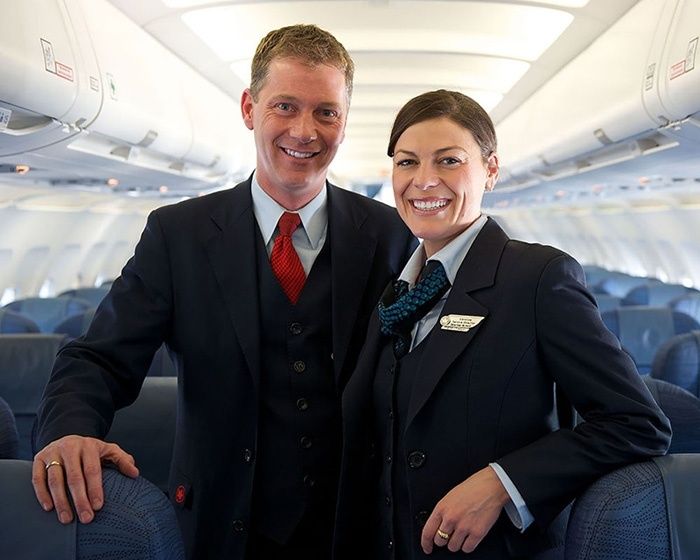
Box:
251, 172, 328, 248
399, 214, 489, 287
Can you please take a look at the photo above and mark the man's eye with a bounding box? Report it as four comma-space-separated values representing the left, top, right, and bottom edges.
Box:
320, 109, 338, 118
277, 102, 293, 111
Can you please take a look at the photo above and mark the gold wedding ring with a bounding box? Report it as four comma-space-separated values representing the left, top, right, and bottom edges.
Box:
45, 460, 63, 471
437, 529, 450, 540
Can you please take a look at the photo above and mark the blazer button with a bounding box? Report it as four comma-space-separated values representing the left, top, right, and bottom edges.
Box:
293, 360, 306, 373
407, 451, 426, 469
303, 474, 316, 488
289, 322, 303, 335
232, 519, 245, 532
300, 436, 313, 449
242, 448, 253, 463
296, 398, 309, 411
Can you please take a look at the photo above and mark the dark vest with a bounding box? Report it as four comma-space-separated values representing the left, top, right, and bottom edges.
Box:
252, 230, 340, 544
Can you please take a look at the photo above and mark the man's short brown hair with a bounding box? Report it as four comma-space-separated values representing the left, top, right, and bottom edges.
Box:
250, 24, 354, 102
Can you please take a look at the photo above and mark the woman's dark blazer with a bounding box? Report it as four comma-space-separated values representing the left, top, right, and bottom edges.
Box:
334, 217, 671, 559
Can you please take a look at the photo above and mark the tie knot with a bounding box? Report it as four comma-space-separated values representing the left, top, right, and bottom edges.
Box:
278, 212, 301, 236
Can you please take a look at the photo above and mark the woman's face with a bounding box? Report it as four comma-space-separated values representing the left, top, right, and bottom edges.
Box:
392, 117, 498, 256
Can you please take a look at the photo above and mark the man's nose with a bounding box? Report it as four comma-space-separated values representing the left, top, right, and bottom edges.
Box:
289, 112, 318, 143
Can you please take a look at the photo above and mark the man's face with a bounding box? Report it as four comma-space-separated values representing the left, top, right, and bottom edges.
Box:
241, 57, 348, 209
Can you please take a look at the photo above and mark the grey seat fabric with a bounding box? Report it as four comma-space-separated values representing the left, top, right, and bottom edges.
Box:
643, 377, 700, 453
0, 395, 19, 459
0, 334, 66, 459
4, 297, 92, 333
0, 460, 184, 560
652, 330, 700, 397
600, 307, 700, 374
105, 377, 177, 493
0, 309, 40, 333
565, 454, 700, 560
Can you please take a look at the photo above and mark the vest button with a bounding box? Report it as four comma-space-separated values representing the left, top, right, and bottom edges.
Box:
300, 436, 313, 449
407, 451, 426, 469
242, 448, 253, 463
232, 519, 245, 532
293, 360, 306, 373
289, 322, 303, 335
296, 398, 309, 411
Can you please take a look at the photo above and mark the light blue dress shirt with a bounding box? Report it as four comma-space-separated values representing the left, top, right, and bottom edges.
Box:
398, 214, 535, 532
250, 173, 328, 275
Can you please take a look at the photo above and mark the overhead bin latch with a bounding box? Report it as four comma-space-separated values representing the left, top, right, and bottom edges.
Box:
136, 130, 158, 148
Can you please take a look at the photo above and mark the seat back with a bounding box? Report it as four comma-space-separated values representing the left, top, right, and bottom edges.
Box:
53, 309, 97, 340
643, 377, 700, 453
565, 454, 700, 560
5, 297, 92, 333
0, 395, 19, 459
0, 334, 66, 459
595, 275, 658, 298
0, 460, 184, 559
622, 284, 695, 306
105, 377, 177, 492
670, 293, 700, 323
58, 287, 110, 308
0, 309, 40, 334
593, 294, 621, 313
600, 307, 700, 374
651, 330, 700, 397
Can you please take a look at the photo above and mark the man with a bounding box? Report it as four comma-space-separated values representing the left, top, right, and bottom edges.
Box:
33, 24, 416, 559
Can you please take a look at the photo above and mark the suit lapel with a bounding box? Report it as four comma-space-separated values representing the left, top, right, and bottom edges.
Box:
205, 179, 261, 391
406, 218, 509, 426
328, 185, 377, 383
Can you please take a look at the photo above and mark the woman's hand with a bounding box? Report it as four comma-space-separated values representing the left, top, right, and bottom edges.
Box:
421, 466, 510, 554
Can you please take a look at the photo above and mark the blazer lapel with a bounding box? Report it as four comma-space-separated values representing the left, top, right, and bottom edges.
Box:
205, 179, 262, 390
328, 185, 377, 383
406, 218, 509, 426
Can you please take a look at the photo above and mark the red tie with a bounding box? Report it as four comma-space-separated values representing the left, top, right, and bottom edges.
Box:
270, 212, 306, 304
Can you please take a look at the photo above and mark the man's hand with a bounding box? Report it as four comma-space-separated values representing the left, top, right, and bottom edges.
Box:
32, 435, 139, 524
421, 466, 510, 554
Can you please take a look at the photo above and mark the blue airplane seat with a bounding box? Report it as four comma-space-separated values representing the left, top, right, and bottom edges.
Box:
600, 307, 700, 374
582, 266, 617, 289
622, 284, 697, 306
670, 292, 700, 324
0, 309, 41, 333
105, 377, 177, 493
146, 344, 178, 377
0, 334, 66, 459
643, 377, 700, 453
4, 297, 92, 333
565, 454, 700, 560
0, 395, 19, 459
58, 287, 110, 308
592, 294, 621, 313
53, 309, 97, 340
595, 275, 659, 298
0, 460, 185, 559
651, 330, 700, 398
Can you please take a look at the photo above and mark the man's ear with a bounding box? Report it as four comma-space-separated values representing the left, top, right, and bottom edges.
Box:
241, 89, 255, 131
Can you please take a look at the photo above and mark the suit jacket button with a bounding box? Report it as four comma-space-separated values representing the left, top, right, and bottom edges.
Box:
232, 520, 245, 532
293, 360, 306, 373
300, 436, 313, 449
289, 322, 303, 335
296, 398, 309, 411
407, 451, 426, 468
303, 475, 316, 488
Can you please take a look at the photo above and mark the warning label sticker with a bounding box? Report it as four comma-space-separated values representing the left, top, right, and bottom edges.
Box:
89, 76, 100, 92
55, 62, 74, 82
670, 60, 686, 80
0, 107, 11, 130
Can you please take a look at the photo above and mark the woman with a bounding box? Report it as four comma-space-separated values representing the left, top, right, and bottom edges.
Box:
334, 90, 671, 559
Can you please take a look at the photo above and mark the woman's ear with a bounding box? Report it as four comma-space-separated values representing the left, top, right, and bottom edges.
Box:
485, 152, 499, 192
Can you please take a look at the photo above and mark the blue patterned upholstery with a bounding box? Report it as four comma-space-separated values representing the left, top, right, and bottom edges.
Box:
105, 377, 177, 493
4, 297, 92, 333
0, 460, 184, 559
622, 284, 697, 306
58, 287, 110, 308
0, 309, 40, 333
670, 293, 700, 323
53, 309, 97, 339
0, 395, 19, 459
600, 307, 700, 374
0, 334, 66, 459
643, 377, 700, 453
651, 331, 700, 397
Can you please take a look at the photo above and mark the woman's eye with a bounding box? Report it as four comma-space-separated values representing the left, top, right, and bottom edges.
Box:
395, 159, 416, 167
440, 157, 461, 165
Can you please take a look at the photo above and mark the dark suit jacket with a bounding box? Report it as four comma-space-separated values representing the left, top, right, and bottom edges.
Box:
335, 218, 671, 559
36, 178, 416, 559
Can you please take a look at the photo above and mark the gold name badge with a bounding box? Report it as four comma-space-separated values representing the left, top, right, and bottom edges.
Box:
439, 314, 485, 332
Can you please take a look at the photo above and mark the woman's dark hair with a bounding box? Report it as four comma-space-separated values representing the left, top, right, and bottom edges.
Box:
387, 90, 497, 161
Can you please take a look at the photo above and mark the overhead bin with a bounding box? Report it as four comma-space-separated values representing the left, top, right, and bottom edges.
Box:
0, 0, 241, 188
0, 0, 101, 156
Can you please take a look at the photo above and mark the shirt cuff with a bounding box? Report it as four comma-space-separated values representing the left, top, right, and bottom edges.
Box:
489, 462, 535, 532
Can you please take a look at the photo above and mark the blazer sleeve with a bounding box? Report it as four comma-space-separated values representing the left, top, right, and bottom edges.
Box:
36, 210, 174, 448
496, 253, 671, 525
